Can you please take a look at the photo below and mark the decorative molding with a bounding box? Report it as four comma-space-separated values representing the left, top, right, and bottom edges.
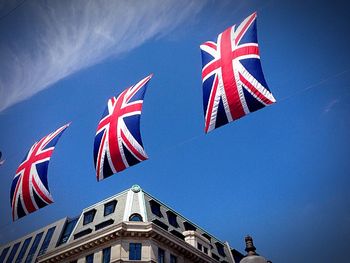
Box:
37, 222, 218, 263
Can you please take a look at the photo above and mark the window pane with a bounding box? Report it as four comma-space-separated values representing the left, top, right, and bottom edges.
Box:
203, 246, 208, 254
166, 211, 178, 227
158, 248, 165, 263
129, 214, 143, 222
86, 253, 94, 263
104, 200, 117, 216
170, 254, 177, 263
15, 237, 32, 263
202, 233, 211, 242
95, 219, 114, 231
102, 247, 111, 263
25, 232, 44, 263
215, 242, 226, 257
150, 200, 162, 217
38, 227, 56, 256
211, 253, 220, 260
6, 243, 20, 263
0, 247, 10, 262
57, 218, 79, 246
73, 228, 93, 240
83, 210, 96, 225
183, 221, 196, 231
129, 243, 141, 260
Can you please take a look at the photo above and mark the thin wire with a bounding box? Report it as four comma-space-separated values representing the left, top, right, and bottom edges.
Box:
0, 0, 27, 21
151, 133, 204, 158
0, 68, 349, 233
277, 68, 350, 103
2, 67, 349, 168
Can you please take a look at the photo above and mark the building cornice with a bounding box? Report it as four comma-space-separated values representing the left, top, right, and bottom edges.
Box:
38, 222, 218, 263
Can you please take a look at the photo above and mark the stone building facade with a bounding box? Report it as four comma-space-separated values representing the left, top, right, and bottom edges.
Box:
0, 185, 269, 263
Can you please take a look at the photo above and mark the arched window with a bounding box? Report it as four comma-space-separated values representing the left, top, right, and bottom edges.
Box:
129, 213, 143, 222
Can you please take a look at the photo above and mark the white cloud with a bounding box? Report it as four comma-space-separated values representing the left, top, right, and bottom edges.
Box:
0, 0, 207, 111
324, 98, 339, 113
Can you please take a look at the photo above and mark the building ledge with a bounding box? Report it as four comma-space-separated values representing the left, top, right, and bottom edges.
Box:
37, 222, 219, 263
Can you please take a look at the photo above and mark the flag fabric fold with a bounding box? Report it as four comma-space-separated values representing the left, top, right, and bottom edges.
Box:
10, 123, 70, 221
94, 75, 152, 181
200, 12, 276, 133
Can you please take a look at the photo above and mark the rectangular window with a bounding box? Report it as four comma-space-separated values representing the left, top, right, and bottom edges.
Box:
129, 243, 141, 260
152, 219, 168, 231
6, 242, 20, 263
25, 232, 44, 263
15, 237, 32, 263
211, 253, 220, 260
197, 243, 202, 250
102, 247, 111, 263
104, 200, 117, 216
38, 226, 56, 256
95, 219, 114, 231
203, 246, 208, 254
215, 242, 226, 257
169, 230, 184, 240
73, 228, 93, 240
183, 221, 196, 231
57, 218, 78, 246
150, 200, 162, 217
166, 211, 178, 228
158, 248, 165, 263
83, 209, 96, 225
0, 247, 10, 262
170, 254, 177, 263
86, 253, 94, 263
202, 233, 211, 242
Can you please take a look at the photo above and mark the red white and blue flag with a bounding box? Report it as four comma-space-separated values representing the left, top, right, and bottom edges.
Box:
10, 123, 70, 221
94, 75, 152, 181
200, 12, 276, 133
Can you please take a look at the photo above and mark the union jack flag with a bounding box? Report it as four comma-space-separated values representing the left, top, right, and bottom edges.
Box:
94, 75, 152, 181
200, 12, 276, 133
10, 123, 70, 221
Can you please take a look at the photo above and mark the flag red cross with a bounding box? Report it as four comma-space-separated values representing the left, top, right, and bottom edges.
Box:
12, 138, 53, 217
202, 27, 259, 121
97, 91, 143, 172
96, 77, 149, 175
11, 123, 69, 220
200, 12, 276, 133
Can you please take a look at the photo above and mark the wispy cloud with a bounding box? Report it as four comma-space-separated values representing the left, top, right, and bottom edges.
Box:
324, 98, 339, 113
0, 0, 207, 112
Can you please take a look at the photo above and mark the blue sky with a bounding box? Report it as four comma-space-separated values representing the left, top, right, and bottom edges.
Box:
1, 0, 350, 262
